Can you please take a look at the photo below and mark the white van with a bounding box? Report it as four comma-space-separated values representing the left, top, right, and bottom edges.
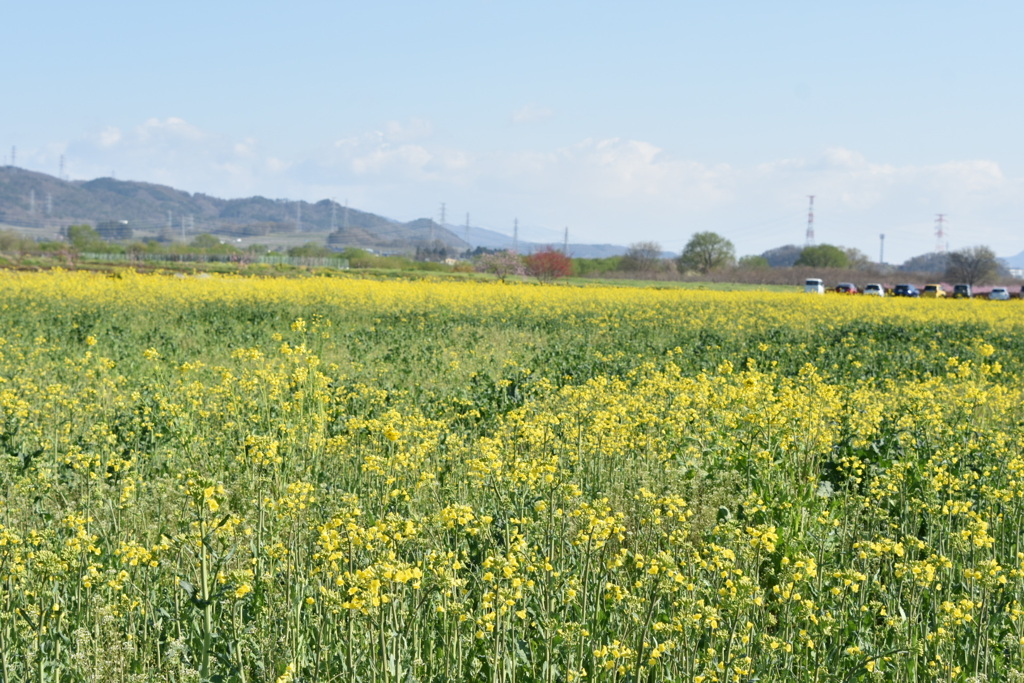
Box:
804, 278, 825, 294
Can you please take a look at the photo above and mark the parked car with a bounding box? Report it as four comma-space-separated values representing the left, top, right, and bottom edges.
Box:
952, 284, 972, 299
804, 278, 824, 294
921, 284, 946, 298
863, 283, 885, 297
988, 287, 1010, 301
835, 282, 859, 294
893, 284, 920, 297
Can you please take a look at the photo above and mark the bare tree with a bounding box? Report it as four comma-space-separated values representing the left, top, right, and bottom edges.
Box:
945, 246, 998, 286
620, 241, 664, 272
476, 250, 525, 282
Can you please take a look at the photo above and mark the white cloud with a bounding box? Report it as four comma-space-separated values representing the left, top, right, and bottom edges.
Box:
350, 145, 433, 176
384, 119, 433, 142
137, 117, 205, 142
512, 104, 554, 124
233, 138, 258, 157
98, 127, 122, 147
265, 157, 291, 173
40, 120, 1024, 261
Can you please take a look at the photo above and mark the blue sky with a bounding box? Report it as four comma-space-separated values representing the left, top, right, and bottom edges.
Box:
3, 0, 1023, 262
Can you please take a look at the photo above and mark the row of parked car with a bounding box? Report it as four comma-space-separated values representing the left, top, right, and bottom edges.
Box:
804, 279, 1022, 300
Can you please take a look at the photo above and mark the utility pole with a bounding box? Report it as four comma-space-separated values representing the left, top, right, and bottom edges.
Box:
330, 198, 337, 231
465, 213, 470, 250
296, 202, 302, 232
879, 233, 885, 265
563, 226, 569, 254
513, 218, 519, 252
805, 195, 815, 246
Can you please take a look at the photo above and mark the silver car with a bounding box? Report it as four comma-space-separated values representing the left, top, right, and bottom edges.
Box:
863, 283, 885, 297
989, 287, 1010, 300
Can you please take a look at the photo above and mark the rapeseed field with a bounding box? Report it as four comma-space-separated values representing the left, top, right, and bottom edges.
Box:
0, 269, 1022, 682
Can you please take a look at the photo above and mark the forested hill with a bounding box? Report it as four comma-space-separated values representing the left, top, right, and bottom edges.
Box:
0, 166, 465, 247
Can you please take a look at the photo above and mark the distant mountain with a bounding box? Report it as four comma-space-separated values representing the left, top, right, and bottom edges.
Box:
0, 166, 633, 257
0, 166, 468, 250
760, 244, 803, 267
1002, 250, 1024, 269
458, 225, 629, 259
898, 252, 949, 273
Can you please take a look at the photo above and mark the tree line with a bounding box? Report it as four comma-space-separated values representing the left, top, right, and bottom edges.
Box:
622, 232, 1008, 286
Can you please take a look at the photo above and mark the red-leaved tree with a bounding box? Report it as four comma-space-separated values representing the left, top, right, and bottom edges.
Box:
524, 248, 572, 282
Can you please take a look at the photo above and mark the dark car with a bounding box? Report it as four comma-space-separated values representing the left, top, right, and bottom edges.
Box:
893, 284, 920, 297
952, 284, 972, 299
835, 282, 859, 294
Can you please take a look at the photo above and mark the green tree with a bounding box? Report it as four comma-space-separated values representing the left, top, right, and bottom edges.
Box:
288, 242, 335, 258
573, 256, 622, 277
795, 244, 849, 268
66, 224, 103, 251
945, 246, 999, 286
737, 255, 770, 269
190, 234, 222, 250
677, 232, 735, 274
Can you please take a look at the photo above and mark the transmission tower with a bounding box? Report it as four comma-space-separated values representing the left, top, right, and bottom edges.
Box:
935, 214, 947, 253
805, 195, 815, 246
563, 226, 569, 254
